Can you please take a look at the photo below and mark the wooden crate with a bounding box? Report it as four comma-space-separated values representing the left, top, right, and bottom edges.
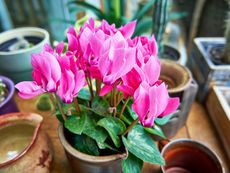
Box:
206, 86, 230, 160
188, 38, 230, 102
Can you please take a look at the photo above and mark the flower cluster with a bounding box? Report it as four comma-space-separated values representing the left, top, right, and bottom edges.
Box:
16, 18, 179, 128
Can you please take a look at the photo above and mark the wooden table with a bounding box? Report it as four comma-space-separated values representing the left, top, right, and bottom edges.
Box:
15, 95, 230, 173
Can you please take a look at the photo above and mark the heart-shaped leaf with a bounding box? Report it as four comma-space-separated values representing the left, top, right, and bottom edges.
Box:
144, 125, 166, 139
83, 113, 108, 143
155, 111, 178, 125
97, 117, 126, 148
122, 152, 143, 173
64, 111, 87, 135
91, 96, 110, 116
122, 125, 165, 165
72, 134, 99, 156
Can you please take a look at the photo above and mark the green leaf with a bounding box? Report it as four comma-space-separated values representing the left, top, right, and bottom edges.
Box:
78, 88, 91, 101
125, 100, 138, 120
134, 17, 152, 36
67, 1, 106, 20
64, 112, 87, 135
83, 113, 108, 143
131, 0, 156, 21
122, 152, 143, 173
144, 125, 166, 139
91, 96, 110, 116
72, 134, 99, 156
122, 125, 165, 165
155, 111, 178, 125
96, 141, 119, 152
97, 117, 126, 148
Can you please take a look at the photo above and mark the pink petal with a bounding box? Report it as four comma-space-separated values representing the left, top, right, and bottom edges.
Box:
143, 56, 160, 86
73, 70, 86, 95
99, 85, 113, 96
159, 97, 180, 118
119, 21, 136, 39
56, 41, 64, 55
132, 83, 150, 123
15, 81, 45, 99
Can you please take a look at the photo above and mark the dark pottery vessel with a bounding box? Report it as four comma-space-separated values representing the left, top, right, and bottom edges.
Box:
58, 125, 127, 173
0, 112, 52, 173
159, 60, 198, 138
0, 75, 18, 115
161, 139, 224, 173
188, 37, 230, 102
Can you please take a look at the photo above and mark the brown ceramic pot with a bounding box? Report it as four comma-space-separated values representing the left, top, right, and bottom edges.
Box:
159, 60, 198, 138
58, 125, 127, 173
161, 139, 224, 173
0, 112, 52, 173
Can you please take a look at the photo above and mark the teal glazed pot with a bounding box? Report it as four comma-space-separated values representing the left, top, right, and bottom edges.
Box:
0, 27, 50, 83
58, 125, 127, 173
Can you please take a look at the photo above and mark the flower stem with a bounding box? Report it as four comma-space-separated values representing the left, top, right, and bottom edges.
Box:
73, 97, 81, 114
119, 97, 130, 119
53, 94, 66, 120
96, 79, 102, 95
122, 119, 139, 136
86, 77, 94, 100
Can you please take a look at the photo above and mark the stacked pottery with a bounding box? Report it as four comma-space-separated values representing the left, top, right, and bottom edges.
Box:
159, 60, 198, 138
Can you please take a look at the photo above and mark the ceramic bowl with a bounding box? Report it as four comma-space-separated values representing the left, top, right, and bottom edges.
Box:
0, 112, 52, 173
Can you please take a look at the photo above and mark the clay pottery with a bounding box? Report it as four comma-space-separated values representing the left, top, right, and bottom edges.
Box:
0, 27, 49, 83
0, 75, 18, 115
58, 125, 127, 173
159, 60, 198, 138
160, 139, 224, 173
0, 112, 52, 173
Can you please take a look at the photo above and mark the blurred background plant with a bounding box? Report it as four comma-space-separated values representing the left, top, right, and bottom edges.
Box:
0, 79, 8, 104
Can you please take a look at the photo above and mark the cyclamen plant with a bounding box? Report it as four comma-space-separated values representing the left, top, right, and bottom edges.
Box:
15, 19, 179, 172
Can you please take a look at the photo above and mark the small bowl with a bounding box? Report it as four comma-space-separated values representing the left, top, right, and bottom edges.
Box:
0, 112, 52, 173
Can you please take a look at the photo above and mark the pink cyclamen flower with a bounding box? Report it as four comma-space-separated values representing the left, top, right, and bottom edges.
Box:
15, 81, 45, 99
98, 31, 136, 85
57, 56, 86, 103
132, 81, 180, 127
16, 44, 62, 99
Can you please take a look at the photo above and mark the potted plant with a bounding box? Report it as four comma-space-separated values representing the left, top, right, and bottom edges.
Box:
188, 1, 230, 102
0, 27, 50, 83
15, 19, 180, 173
0, 75, 18, 115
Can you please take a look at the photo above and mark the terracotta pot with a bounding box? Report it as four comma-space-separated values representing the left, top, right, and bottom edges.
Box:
159, 60, 198, 138
58, 125, 127, 173
0, 75, 18, 115
0, 112, 52, 173
160, 139, 224, 173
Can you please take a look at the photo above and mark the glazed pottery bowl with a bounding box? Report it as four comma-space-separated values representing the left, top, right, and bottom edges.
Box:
161, 139, 224, 173
0, 112, 52, 173
58, 124, 127, 173
0, 27, 49, 83
0, 75, 18, 115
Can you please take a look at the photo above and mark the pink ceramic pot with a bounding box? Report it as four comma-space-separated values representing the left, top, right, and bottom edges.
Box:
0, 112, 52, 173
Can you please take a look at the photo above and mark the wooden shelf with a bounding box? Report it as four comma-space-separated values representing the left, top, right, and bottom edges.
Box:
15, 95, 230, 173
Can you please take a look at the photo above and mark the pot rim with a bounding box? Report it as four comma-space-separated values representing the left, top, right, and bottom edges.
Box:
0, 112, 43, 168
160, 138, 225, 173
58, 124, 127, 163
0, 75, 15, 109
0, 27, 49, 56
160, 59, 192, 93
